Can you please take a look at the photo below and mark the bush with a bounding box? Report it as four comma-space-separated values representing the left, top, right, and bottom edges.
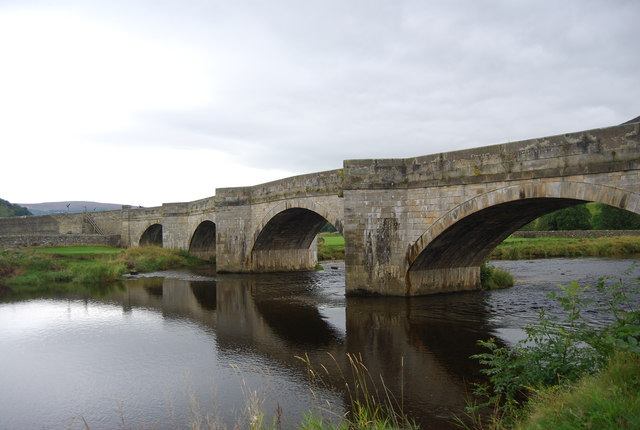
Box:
537, 204, 592, 231
480, 264, 514, 290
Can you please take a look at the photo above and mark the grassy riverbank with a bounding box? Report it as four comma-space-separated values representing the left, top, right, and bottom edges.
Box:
462, 272, 640, 430
0, 246, 204, 293
490, 235, 640, 260
318, 232, 345, 260
318, 233, 640, 261
514, 351, 640, 430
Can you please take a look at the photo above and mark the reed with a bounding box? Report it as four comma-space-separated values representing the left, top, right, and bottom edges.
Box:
297, 353, 418, 430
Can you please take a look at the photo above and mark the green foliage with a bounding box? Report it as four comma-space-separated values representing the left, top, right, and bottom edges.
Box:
118, 246, 201, 272
537, 204, 592, 231
317, 233, 345, 261
0, 246, 205, 293
593, 203, 640, 230
515, 352, 640, 430
522, 202, 640, 232
0, 197, 31, 217
69, 260, 128, 284
481, 264, 515, 290
467, 268, 640, 428
492, 236, 640, 260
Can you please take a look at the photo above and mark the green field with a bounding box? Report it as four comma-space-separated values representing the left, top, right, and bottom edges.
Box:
492, 235, 640, 259
317, 233, 640, 261
319, 235, 345, 247
317, 233, 345, 260
35, 246, 121, 256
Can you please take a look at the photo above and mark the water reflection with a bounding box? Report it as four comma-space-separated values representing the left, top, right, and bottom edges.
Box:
67, 268, 493, 428
2, 258, 637, 430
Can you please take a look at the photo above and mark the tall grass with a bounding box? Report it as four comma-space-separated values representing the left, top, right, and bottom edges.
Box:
297, 353, 418, 430
515, 351, 640, 430
491, 236, 640, 260
0, 246, 204, 290
480, 264, 514, 290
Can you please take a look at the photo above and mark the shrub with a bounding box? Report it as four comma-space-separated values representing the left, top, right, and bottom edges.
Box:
480, 264, 514, 290
467, 268, 640, 427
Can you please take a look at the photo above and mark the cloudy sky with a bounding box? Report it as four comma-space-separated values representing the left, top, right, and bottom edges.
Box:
1, 0, 638, 207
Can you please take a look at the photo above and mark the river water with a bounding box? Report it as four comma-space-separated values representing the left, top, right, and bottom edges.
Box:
0, 258, 638, 429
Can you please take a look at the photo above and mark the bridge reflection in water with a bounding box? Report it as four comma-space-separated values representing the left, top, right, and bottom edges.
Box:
102, 264, 494, 429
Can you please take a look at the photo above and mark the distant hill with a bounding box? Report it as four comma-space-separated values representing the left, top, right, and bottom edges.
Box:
0, 198, 31, 217
18, 201, 126, 215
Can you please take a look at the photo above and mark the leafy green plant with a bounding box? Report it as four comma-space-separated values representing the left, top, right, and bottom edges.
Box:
467, 267, 640, 428
480, 264, 514, 290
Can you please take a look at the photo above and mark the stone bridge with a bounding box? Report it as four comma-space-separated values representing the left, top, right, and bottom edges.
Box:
1, 121, 639, 296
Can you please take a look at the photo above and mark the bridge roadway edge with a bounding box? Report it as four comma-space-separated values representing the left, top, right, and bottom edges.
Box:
1, 121, 639, 296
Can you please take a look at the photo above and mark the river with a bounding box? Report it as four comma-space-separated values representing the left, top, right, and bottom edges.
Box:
0, 258, 638, 429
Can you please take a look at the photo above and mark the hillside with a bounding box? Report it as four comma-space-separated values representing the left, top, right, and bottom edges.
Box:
0, 198, 32, 217
18, 201, 126, 215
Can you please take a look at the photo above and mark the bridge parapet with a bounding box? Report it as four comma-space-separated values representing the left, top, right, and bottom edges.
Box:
343, 121, 640, 295
344, 123, 640, 189
186, 197, 216, 214
216, 169, 343, 206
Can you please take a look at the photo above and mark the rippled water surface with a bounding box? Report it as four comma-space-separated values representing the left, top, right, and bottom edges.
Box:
0, 258, 638, 429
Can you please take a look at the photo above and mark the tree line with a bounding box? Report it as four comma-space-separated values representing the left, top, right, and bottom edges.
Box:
522, 203, 640, 231
0, 198, 31, 217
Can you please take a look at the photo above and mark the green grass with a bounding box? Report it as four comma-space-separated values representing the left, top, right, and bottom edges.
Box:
491, 236, 640, 260
318, 233, 345, 261
35, 245, 121, 256
0, 246, 206, 292
480, 264, 515, 290
515, 352, 640, 430
317, 234, 640, 263
320, 235, 345, 247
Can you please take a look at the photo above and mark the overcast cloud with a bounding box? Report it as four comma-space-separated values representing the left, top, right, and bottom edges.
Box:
1, 0, 638, 207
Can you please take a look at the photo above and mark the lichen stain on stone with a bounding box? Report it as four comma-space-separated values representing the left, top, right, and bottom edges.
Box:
375, 217, 398, 264
365, 230, 374, 270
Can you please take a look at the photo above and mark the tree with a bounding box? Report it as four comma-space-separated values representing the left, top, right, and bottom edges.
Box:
593, 204, 640, 230
537, 204, 592, 231
0, 198, 31, 217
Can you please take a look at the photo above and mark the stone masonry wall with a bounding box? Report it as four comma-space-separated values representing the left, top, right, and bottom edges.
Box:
0, 234, 121, 249
344, 122, 640, 190
342, 121, 640, 295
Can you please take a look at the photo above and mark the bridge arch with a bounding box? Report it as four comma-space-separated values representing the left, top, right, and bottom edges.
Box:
188, 220, 216, 260
406, 181, 640, 294
250, 200, 343, 271
139, 223, 163, 247
255, 199, 344, 239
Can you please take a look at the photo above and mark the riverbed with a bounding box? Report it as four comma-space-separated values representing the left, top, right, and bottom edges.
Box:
0, 258, 638, 429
